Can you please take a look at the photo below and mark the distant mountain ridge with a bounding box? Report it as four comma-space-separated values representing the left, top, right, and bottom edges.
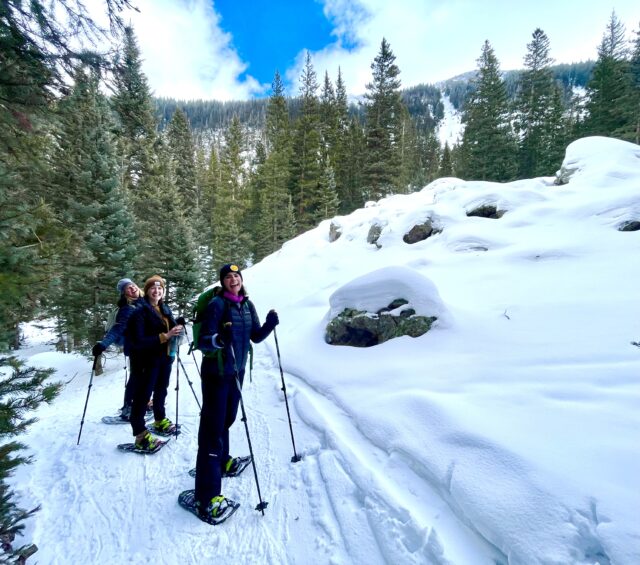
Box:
155, 60, 595, 138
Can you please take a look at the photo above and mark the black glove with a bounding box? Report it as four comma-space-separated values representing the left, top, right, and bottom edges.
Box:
176, 316, 186, 327
216, 321, 232, 347
265, 310, 279, 330
92, 342, 106, 357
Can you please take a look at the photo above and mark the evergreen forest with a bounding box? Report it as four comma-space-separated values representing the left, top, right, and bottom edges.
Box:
1, 1, 639, 559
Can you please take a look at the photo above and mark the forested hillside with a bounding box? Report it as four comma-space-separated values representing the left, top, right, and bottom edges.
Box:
1, 2, 639, 560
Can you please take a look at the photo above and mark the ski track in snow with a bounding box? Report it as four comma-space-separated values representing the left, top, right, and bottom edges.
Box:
15, 343, 500, 564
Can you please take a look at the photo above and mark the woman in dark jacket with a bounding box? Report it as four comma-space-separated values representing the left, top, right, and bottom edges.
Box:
92, 278, 144, 421
194, 263, 278, 521
128, 275, 183, 451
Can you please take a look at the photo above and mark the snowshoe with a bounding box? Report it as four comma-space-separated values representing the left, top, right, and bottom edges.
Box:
150, 418, 181, 437
117, 431, 168, 454
187, 455, 252, 478
102, 411, 152, 425
178, 490, 239, 525
117, 437, 169, 455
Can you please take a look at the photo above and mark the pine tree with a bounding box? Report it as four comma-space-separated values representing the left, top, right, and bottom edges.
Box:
253, 73, 296, 261
343, 117, 366, 208
265, 71, 291, 154
212, 116, 252, 271
50, 66, 137, 349
319, 71, 337, 162
111, 26, 163, 280
290, 52, 323, 231
582, 12, 633, 138
515, 28, 567, 177
0, 356, 61, 562
317, 164, 340, 221
0, 0, 129, 348
363, 38, 404, 199
136, 140, 200, 312
439, 142, 454, 177
417, 128, 442, 185
333, 68, 353, 213
167, 108, 197, 209
620, 22, 640, 143
459, 40, 518, 181
111, 26, 158, 197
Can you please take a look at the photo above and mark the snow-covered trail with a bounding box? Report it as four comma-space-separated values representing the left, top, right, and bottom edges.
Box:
15, 335, 498, 565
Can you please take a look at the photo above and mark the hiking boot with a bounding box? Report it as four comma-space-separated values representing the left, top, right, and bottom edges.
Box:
152, 418, 176, 434
197, 495, 237, 522
146, 402, 153, 415
120, 405, 132, 421
223, 457, 243, 476
134, 431, 158, 452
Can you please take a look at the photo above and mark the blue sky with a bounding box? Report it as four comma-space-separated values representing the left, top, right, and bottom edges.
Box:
120, 0, 640, 100
214, 0, 336, 85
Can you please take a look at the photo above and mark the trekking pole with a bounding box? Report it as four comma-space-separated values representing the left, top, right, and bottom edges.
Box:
185, 326, 202, 377
229, 346, 268, 515
174, 340, 181, 441
273, 328, 301, 463
77, 355, 99, 445
177, 356, 201, 410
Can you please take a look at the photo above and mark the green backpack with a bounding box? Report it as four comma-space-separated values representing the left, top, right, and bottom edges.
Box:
191, 286, 223, 359
190, 285, 253, 378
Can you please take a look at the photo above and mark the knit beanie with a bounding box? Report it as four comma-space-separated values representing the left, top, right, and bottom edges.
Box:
116, 278, 134, 294
143, 275, 166, 295
219, 264, 242, 281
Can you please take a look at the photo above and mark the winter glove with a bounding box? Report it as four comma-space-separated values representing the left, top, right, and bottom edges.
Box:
176, 316, 187, 327
265, 310, 279, 330
92, 342, 106, 357
215, 322, 233, 348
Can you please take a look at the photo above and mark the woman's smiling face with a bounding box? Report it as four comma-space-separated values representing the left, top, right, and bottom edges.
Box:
223, 272, 242, 295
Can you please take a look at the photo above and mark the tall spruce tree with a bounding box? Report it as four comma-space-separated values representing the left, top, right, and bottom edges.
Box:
167, 108, 197, 209
363, 38, 404, 199
459, 40, 518, 181
333, 68, 354, 213
50, 66, 137, 349
343, 117, 367, 207
317, 164, 340, 221
515, 28, 567, 177
136, 139, 200, 312
319, 71, 338, 162
582, 12, 633, 138
111, 26, 163, 278
0, 0, 131, 348
290, 52, 323, 231
253, 72, 296, 261
111, 26, 158, 195
212, 116, 252, 271
439, 142, 454, 177
0, 3, 129, 559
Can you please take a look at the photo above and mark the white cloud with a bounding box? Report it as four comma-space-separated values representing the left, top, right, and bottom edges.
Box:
116, 0, 640, 100
288, 0, 640, 96
125, 0, 266, 100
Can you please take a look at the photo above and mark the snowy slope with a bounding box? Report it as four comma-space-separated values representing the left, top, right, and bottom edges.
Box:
13, 136, 640, 564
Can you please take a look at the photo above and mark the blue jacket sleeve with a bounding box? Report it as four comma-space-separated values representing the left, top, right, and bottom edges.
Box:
100, 305, 132, 349
249, 301, 273, 344
198, 298, 225, 352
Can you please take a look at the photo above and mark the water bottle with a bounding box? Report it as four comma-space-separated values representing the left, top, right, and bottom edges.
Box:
169, 335, 178, 357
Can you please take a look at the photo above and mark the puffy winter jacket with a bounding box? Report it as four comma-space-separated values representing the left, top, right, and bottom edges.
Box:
99, 297, 143, 356
129, 298, 177, 358
198, 294, 272, 376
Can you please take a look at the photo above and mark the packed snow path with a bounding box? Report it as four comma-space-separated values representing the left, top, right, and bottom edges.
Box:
17, 340, 502, 565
